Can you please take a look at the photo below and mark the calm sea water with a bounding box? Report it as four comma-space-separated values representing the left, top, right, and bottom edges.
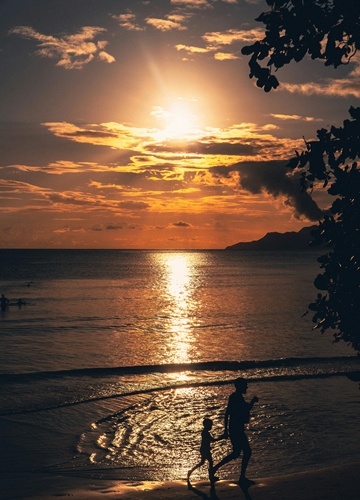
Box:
0, 249, 359, 483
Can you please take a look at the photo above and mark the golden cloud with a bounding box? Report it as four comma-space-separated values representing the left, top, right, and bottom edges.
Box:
0, 178, 50, 194
145, 17, 187, 31
42, 120, 305, 168
202, 28, 264, 46
112, 13, 144, 31
175, 44, 212, 54
9, 26, 115, 69
214, 52, 240, 60
281, 77, 360, 98
270, 114, 323, 122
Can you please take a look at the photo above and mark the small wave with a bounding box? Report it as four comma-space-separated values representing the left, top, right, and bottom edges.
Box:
4, 368, 360, 418
194, 323, 232, 329
1, 356, 359, 382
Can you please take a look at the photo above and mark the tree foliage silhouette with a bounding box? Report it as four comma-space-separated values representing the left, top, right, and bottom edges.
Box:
290, 108, 360, 351
242, 1, 360, 352
242, 0, 359, 92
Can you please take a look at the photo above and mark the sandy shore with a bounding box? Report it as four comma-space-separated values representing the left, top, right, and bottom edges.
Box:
1, 462, 359, 500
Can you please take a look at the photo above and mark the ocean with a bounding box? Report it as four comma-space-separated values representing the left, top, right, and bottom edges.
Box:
0, 249, 359, 484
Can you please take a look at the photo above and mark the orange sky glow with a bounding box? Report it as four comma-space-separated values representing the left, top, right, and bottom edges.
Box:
1, 0, 359, 249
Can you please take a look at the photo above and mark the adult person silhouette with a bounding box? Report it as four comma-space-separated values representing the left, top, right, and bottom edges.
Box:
211, 377, 258, 488
1, 294, 9, 311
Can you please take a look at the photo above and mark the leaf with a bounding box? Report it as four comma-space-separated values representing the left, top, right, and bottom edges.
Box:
314, 274, 329, 291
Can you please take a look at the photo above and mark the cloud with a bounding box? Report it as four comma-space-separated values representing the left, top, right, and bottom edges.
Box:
167, 14, 190, 23
118, 201, 149, 210
202, 28, 264, 47
150, 106, 173, 120
53, 224, 87, 234
62, 130, 119, 139
210, 161, 324, 221
270, 114, 323, 122
170, 0, 212, 8
9, 26, 115, 69
40, 120, 305, 172
173, 221, 191, 227
145, 140, 257, 155
105, 224, 123, 230
42, 121, 152, 149
176, 46, 241, 61
280, 58, 360, 98
44, 190, 150, 213
114, 11, 190, 32
176, 28, 263, 60
281, 79, 360, 99
112, 13, 144, 31
0, 122, 130, 168
0, 178, 49, 195
214, 52, 240, 60
54, 225, 71, 233
0, 178, 54, 214
47, 192, 98, 206
98, 51, 116, 64
145, 17, 187, 31
175, 44, 212, 54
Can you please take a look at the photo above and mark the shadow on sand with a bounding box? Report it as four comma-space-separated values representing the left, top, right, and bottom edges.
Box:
238, 483, 253, 500
187, 479, 253, 500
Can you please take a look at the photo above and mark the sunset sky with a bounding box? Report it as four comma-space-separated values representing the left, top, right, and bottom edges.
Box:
1, 0, 359, 249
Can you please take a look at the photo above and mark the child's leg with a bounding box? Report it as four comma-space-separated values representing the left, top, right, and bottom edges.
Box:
207, 456, 214, 480
188, 458, 205, 480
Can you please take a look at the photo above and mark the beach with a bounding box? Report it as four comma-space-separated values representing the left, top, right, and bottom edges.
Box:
2, 462, 360, 500
1, 251, 360, 499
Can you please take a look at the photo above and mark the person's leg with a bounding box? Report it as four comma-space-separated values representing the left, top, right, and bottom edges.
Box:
240, 445, 252, 478
239, 435, 255, 486
212, 439, 241, 476
188, 458, 205, 480
207, 456, 214, 480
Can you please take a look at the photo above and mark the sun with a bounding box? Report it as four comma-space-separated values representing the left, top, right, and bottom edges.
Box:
165, 101, 196, 137
152, 98, 199, 140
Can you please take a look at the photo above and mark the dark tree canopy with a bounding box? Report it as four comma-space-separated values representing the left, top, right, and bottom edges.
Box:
242, 1, 360, 352
242, 0, 360, 91
289, 107, 360, 352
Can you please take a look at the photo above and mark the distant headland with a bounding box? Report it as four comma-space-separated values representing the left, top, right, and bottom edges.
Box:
225, 225, 318, 251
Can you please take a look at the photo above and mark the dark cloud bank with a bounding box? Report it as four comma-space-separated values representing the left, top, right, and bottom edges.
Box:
210, 160, 324, 221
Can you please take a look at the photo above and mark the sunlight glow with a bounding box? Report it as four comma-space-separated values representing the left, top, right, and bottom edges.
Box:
152, 99, 199, 140
154, 253, 200, 366
166, 255, 192, 364
166, 254, 191, 300
165, 102, 197, 138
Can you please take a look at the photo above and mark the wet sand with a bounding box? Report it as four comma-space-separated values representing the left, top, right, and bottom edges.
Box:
2, 462, 359, 500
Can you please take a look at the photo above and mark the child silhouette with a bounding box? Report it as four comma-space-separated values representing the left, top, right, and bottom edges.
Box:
187, 418, 223, 483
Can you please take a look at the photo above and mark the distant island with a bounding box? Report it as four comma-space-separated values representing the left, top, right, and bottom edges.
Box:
225, 225, 319, 251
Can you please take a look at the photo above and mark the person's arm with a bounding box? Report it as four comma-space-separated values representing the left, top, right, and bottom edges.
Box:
210, 432, 222, 443
248, 396, 259, 411
222, 407, 230, 438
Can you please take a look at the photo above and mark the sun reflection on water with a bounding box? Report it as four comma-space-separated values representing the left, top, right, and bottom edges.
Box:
78, 386, 228, 481
155, 253, 200, 366
166, 254, 191, 300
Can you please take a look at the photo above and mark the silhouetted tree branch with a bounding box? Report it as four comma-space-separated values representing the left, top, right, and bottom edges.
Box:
242, 1, 360, 351
288, 107, 360, 351
242, 0, 359, 92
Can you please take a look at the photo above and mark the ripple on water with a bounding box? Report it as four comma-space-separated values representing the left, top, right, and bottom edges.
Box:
51, 378, 360, 481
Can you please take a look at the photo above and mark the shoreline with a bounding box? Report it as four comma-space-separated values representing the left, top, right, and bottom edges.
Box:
2, 462, 359, 500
